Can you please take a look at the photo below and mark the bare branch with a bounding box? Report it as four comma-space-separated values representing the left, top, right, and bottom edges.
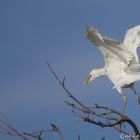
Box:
47, 62, 91, 112
78, 135, 80, 140
0, 114, 64, 140
0, 114, 29, 140
50, 123, 64, 140
47, 62, 140, 140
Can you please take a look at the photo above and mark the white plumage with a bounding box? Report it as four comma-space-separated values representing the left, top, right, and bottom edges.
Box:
123, 25, 140, 63
84, 25, 140, 113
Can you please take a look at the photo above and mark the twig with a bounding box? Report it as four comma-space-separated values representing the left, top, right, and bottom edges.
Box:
47, 62, 91, 112
78, 135, 80, 140
0, 114, 64, 140
0, 115, 29, 140
50, 123, 64, 140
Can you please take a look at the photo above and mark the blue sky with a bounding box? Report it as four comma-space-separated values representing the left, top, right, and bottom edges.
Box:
0, 0, 140, 140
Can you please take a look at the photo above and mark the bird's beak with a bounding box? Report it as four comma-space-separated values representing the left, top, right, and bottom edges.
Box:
83, 75, 91, 84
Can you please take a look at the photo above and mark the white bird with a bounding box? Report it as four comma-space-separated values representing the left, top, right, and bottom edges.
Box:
84, 25, 140, 114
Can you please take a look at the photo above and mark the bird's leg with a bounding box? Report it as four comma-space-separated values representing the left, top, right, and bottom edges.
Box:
121, 90, 127, 115
122, 94, 127, 115
119, 90, 127, 128
118, 88, 127, 115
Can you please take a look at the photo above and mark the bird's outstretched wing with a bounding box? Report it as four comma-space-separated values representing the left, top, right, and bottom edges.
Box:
86, 26, 134, 68
123, 25, 140, 63
104, 36, 121, 47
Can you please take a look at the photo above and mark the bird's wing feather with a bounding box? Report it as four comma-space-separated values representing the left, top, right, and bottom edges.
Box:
123, 25, 140, 63
113, 72, 140, 89
86, 26, 134, 68
104, 36, 121, 47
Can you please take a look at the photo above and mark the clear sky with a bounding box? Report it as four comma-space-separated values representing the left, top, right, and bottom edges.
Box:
0, 0, 140, 140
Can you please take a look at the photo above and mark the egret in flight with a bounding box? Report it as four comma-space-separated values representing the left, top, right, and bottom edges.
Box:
84, 25, 140, 114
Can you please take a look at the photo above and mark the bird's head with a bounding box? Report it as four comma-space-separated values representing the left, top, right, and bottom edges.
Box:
84, 69, 97, 84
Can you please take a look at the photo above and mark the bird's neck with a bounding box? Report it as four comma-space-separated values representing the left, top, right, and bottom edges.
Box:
96, 68, 106, 77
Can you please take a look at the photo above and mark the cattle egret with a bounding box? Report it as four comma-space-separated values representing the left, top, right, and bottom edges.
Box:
84, 25, 140, 114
